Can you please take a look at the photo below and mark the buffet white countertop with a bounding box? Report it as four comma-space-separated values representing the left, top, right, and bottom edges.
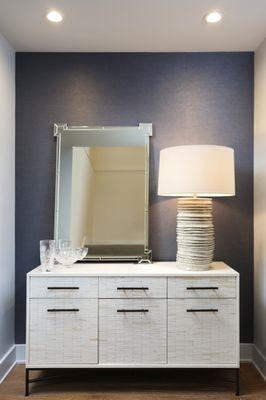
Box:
28, 261, 238, 277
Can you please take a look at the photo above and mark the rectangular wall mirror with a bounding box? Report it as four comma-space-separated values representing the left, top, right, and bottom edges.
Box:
54, 123, 152, 262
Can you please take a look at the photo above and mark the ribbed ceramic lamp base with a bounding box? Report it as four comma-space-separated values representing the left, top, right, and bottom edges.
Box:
176, 198, 214, 271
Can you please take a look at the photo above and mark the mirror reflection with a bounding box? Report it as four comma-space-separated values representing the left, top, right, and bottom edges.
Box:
70, 146, 145, 250
54, 124, 152, 261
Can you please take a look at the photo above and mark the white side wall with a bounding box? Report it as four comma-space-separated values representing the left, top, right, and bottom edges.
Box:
91, 147, 145, 244
254, 38, 266, 377
0, 33, 15, 379
93, 170, 145, 244
70, 148, 94, 246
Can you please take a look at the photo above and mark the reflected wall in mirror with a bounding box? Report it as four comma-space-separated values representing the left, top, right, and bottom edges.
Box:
54, 123, 152, 262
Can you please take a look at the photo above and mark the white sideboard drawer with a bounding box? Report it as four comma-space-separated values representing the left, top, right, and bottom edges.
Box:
99, 299, 167, 364
28, 298, 98, 365
99, 277, 166, 298
168, 298, 237, 364
29, 277, 98, 299
168, 277, 236, 298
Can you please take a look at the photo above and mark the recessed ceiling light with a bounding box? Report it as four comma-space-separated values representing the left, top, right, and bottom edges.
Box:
204, 11, 222, 24
46, 10, 63, 23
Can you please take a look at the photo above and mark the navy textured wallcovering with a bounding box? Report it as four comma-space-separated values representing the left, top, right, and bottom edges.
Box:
16, 52, 253, 343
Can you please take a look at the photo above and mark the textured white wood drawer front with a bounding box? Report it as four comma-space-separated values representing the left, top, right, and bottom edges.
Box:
99, 277, 166, 298
168, 298, 237, 364
28, 298, 98, 365
99, 299, 167, 364
29, 277, 98, 298
168, 277, 236, 298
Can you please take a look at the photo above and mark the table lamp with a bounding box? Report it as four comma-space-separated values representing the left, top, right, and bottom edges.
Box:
158, 145, 235, 270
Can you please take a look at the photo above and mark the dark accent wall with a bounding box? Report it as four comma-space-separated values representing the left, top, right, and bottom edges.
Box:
16, 53, 254, 343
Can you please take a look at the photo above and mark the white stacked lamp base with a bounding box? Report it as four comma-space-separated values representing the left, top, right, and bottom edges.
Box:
176, 197, 214, 271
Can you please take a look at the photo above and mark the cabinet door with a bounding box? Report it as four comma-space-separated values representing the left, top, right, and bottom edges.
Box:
99, 299, 167, 364
29, 298, 98, 365
168, 298, 237, 365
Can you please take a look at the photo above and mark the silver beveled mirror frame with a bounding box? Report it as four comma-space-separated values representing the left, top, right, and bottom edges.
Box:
54, 123, 153, 263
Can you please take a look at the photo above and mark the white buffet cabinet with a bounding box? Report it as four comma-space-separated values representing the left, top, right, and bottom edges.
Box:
26, 261, 239, 370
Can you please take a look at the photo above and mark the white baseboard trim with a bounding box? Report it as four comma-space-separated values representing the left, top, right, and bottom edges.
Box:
240, 342, 253, 361
16, 344, 26, 364
0, 343, 264, 383
252, 344, 266, 381
0, 345, 16, 384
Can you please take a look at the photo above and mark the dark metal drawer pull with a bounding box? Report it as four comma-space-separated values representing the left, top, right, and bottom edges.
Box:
47, 287, 79, 290
117, 309, 149, 313
117, 287, 149, 290
186, 287, 218, 290
47, 309, 79, 312
187, 309, 218, 313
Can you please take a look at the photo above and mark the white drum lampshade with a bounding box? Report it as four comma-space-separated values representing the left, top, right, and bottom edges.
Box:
158, 145, 235, 270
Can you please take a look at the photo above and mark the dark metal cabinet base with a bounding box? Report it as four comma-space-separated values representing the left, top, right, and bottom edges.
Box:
25, 367, 240, 397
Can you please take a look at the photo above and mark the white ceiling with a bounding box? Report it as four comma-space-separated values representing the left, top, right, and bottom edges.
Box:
0, 0, 266, 52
